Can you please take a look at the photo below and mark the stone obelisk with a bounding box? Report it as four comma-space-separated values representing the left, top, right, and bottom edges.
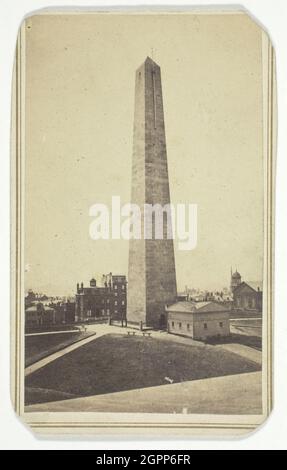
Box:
127, 57, 177, 328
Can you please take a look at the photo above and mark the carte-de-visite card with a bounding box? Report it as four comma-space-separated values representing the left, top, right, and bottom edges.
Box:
11, 9, 275, 437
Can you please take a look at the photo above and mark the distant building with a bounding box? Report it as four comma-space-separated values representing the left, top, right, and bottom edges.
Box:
207, 291, 232, 303
49, 300, 76, 324
25, 289, 36, 308
177, 294, 188, 302
190, 293, 206, 302
230, 268, 263, 312
233, 281, 262, 311
166, 301, 230, 340
63, 300, 76, 323
75, 273, 127, 322
25, 302, 55, 327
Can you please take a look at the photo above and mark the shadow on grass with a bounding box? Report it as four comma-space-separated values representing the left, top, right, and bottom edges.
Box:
25, 333, 262, 406
205, 334, 262, 350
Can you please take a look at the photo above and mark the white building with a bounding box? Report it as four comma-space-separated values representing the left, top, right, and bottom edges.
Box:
166, 301, 230, 340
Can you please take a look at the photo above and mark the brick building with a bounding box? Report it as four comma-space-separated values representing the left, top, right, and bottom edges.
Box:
75, 273, 127, 322
49, 300, 76, 324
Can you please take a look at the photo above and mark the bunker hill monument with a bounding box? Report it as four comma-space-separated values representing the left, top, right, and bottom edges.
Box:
127, 57, 177, 328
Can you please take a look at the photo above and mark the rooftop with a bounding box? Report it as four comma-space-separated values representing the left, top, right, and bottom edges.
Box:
25, 305, 55, 313
165, 301, 230, 314
232, 270, 241, 279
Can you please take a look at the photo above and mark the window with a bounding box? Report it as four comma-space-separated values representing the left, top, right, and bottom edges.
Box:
122, 300, 125, 305
219, 322, 223, 328
172, 321, 174, 328
114, 285, 118, 289
107, 299, 110, 304
187, 323, 190, 330
115, 292, 118, 297
114, 310, 118, 314
107, 309, 110, 315
204, 323, 207, 329
179, 322, 182, 329
115, 301, 118, 305
122, 285, 125, 290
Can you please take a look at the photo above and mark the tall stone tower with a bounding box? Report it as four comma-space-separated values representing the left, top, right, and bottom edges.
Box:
127, 57, 177, 328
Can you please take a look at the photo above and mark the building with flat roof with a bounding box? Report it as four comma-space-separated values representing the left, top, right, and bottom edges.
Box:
75, 273, 127, 323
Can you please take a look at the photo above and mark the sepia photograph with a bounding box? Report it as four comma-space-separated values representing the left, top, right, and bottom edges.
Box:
10, 9, 275, 436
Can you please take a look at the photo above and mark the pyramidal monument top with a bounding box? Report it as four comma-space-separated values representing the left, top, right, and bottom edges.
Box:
136, 56, 160, 71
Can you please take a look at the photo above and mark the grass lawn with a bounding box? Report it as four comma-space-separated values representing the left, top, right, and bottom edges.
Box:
229, 310, 262, 319
207, 333, 262, 350
25, 324, 79, 334
25, 333, 261, 405
25, 331, 95, 367
205, 319, 262, 350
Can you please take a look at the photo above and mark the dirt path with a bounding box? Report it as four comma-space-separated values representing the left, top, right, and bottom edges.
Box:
25, 324, 133, 377
25, 330, 81, 337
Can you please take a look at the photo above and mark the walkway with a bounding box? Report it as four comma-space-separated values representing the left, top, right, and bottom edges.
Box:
25, 324, 130, 377
25, 330, 81, 337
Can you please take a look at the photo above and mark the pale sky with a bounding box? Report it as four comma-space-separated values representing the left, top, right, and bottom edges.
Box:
24, 12, 264, 295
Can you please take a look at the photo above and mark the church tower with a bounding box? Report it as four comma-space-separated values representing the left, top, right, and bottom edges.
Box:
127, 57, 177, 328
230, 267, 242, 293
